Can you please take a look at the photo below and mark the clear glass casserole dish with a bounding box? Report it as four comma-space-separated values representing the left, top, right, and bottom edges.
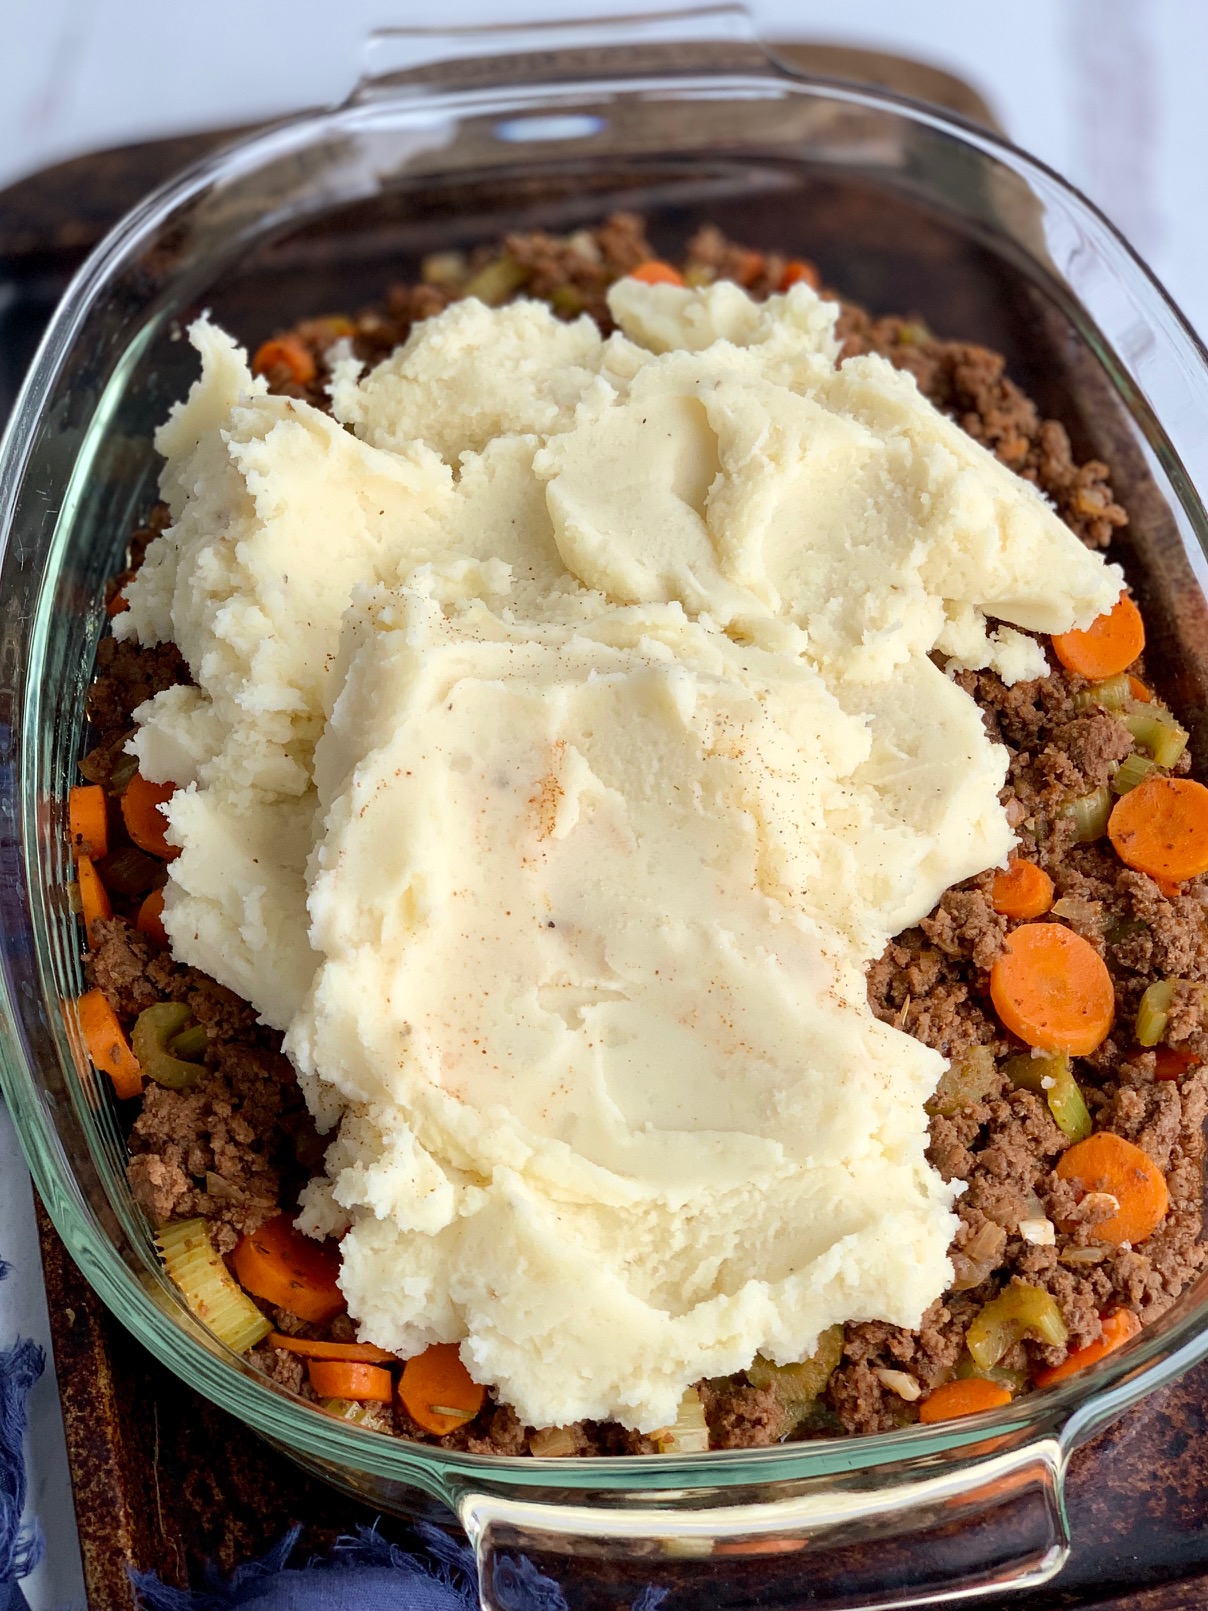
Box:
3, 10, 1208, 1607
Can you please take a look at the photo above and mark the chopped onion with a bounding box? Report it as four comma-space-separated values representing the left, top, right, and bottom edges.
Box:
529, 1425, 579, 1458
1018, 1218, 1056, 1246
652, 1387, 710, 1454
875, 1368, 921, 1402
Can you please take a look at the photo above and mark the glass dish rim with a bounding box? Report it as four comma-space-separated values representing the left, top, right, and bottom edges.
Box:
3, 45, 1208, 1500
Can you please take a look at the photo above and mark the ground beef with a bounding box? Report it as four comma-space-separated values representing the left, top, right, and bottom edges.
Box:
87, 915, 318, 1250
86, 635, 189, 736
247, 1343, 306, 1395
79, 216, 1208, 1455
697, 1378, 791, 1449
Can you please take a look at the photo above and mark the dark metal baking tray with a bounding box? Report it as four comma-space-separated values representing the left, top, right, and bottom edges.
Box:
5, 49, 1207, 1610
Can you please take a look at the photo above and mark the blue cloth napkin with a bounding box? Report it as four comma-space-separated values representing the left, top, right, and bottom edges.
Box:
130, 1524, 669, 1611
0, 1176, 668, 1611
0, 1256, 44, 1611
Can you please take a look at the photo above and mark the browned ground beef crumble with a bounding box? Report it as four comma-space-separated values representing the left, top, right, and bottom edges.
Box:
81, 214, 1207, 1454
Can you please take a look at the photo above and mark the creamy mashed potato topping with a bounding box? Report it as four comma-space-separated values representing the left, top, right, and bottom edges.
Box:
120, 278, 1121, 1430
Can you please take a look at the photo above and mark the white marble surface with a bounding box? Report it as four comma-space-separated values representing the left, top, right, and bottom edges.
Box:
0, 3, 1206, 1605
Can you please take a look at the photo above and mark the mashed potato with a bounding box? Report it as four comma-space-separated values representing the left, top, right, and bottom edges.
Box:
119, 278, 1121, 1430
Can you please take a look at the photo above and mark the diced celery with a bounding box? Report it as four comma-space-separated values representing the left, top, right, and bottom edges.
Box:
1074, 674, 1130, 712
1135, 980, 1177, 1047
169, 1024, 209, 1060
156, 1218, 271, 1354
1047, 1068, 1093, 1141
1005, 1050, 1059, 1095
1112, 752, 1158, 795
1124, 707, 1187, 769
549, 285, 585, 316
132, 1001, 204, 1090
1064, 786, 1112, 842
747, 1325, 845, 1405
966, 1285, 1068, 1371
320, 1397, 392, 1431
461, 255, 529, 306
1005, 1050, 1092, 1138
926, 1045, 996, 1117
954, 1349, 1027, 1391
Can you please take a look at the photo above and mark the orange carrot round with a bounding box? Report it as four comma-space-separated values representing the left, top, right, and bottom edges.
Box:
267, 1332, 397, 1364
231, 1216, 346, 1323
251, 334, 316, 386
308, 1360, 393, 1403
1154, 1045, 1199, 1081
121, 773, 179, 861
779, 258, 819, 292
77, 988, 142, 1100
1108, 777, 1208, 884
399, 1343, 486, 1435
1055, 1132, 1169, 1245
989, 923, 1115, 1055
136, 887, 168, 946
76, 853, 112, 936
1128, 676, 1153, 704
628, 261, 684, 287
731, 249, 766, 287
990, 859, 1054, 920
1051, 594, 1145, 680
918, 1378, 1013, 1423
1034, 1309, 1141, 1388
69, 784, 108, 860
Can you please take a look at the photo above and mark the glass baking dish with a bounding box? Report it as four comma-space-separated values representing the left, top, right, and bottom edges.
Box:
3, 9, 1208, 1607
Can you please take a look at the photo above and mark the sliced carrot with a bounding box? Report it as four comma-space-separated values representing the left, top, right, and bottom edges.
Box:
251, 334, 316, 386
1034, 1309, 1142, 1388
121, 773, 179, 861
989, 923, 1115, 1055
68, 784, 108, 860
1128, 676, 1153, 704
1108, 776, 1208, 884
136, 887, 168, 946
1153, 875, 1182, 900
779, 258, 819, 292
628, 261, 684, 288
267, 1331, 397, 1364
1055, 1132, 1169, 1245
1154, 1045, 1200, 1081
399, 1342, 486, 1435
77, 988, 142, 1100
231, 1216, 346, 1324
1051, 594, 1145, 680
990, 859, 1054, 920
918, 1378, 1013, 1423
307, 1360, 393, 1403
76, 854, 112, 937
732, 249, 766, 287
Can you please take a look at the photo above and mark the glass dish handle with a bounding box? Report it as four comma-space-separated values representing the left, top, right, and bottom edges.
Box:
351, 4, 774, 100
458, 1435, 1069, 1609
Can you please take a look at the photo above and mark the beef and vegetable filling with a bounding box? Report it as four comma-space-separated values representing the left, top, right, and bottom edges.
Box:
71, 214, 1208, 1452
